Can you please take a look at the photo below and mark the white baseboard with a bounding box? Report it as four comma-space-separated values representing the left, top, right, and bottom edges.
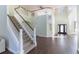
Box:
36, 34, 48, 37
36, 34, 53, 37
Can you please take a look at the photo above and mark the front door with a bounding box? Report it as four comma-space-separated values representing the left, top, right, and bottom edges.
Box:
58, 24, 67, 34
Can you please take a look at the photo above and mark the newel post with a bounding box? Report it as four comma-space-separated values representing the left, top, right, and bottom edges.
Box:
19, 29, 24, 54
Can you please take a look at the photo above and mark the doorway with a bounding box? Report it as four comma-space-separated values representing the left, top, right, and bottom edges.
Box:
58, 24, 67, 34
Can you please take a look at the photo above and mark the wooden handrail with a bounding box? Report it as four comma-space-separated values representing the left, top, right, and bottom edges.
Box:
8, 15, 20, 32
14, 8, 33, 31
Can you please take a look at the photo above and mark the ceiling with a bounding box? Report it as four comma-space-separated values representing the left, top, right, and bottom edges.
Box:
21, 5, 66, 11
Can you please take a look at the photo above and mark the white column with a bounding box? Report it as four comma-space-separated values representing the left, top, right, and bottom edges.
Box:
52, 8, 55, 38
68, 6, 77, 35
68, 6, 78, 53
77, 6, 79, 53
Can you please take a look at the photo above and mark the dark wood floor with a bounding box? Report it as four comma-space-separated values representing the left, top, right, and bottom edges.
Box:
28, 35, 77, 54
1, 34, 77, 54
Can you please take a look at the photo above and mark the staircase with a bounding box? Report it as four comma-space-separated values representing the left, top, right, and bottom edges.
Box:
22, 29, 35, 53
7, 6, 37, 54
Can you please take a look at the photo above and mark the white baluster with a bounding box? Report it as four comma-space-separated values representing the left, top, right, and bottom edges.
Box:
19, 29, 24, 54
34, 28, 37, 46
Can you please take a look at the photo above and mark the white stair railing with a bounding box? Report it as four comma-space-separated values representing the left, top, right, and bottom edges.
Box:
33, 28, 37, 46
8, 5, 37, 54
8, 15, 37, 54
14, 6, 36, 44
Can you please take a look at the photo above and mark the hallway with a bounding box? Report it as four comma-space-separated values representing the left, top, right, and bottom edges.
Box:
29, 35, 77, 54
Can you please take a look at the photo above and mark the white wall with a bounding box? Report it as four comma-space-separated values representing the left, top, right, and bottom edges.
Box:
35, 9, 53, 37
0, 5, 8, 46
0, 5, 20, 53
77, 6, 79, 52
0, 6, 7, 37
68, 6, 77, 35
35, 6, 77, 36
54, 6, 77, 35
35, 15, 47, 37
7, 16, 20, 53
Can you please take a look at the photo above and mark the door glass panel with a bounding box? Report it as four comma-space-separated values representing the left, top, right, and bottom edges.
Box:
60, 25, 63, 32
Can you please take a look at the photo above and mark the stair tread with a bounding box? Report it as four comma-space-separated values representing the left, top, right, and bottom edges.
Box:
24, 43, 35, 53
10, 16, 22, 29
23, 39, 32, 45
23, 40, 33, 50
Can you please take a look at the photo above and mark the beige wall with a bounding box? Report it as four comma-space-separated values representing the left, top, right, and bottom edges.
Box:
7, 5, 18, 16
